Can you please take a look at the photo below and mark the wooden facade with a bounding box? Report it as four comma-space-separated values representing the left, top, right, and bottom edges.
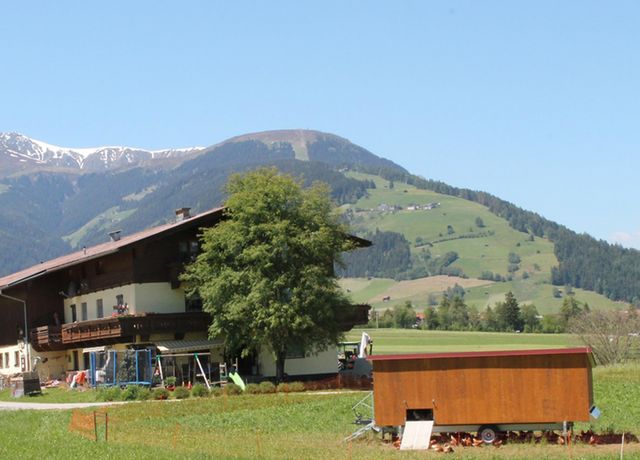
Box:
369, 348, 594, 427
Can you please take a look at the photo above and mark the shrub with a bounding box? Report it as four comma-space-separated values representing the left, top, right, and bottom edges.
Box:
276, 383, 290, 393
122, 385, 143, 401
191, 383, 209, 398
97, 386, 122, 401
244, 383, 261, 394
224, 383, 243, 395
210, 387, 223, 397
165, 376, 177, 387
136, 387, 152, 401
152, 388, 170, 400
173, 386, 190, 399
288, 381, 306, 393
258, 381, 276, 394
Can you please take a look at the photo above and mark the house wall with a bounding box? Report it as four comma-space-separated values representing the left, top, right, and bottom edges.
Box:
0, 344, 26, 376
258, 347, 338, 378
372, 353, 593, 427
63, 285, 136, 322
133, 283, 186, 314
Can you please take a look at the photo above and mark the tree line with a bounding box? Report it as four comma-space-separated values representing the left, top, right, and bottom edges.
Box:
371, 290, 590, 334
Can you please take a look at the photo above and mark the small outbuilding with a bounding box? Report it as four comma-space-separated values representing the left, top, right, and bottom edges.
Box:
369, 347, 595, 440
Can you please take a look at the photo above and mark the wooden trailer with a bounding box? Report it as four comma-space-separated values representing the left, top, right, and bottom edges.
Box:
369, 347, 594, 442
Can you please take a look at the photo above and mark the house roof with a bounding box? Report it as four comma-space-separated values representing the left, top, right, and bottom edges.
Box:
0, 206, 372, 291
0, 207, 225, 290
368, 347, 592, 361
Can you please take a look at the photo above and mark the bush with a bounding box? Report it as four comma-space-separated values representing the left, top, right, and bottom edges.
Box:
122, 385, 144, 401
210, 387, 223, 397
244, 383, 261, 394
152, 388, 170, 400
191, 383, 209, 398
224, 383, 243, 395
136, 387, 152, 401
173, 386, 190, 399
258, 381, 276, 394
97, 386, 122, 401
288, 381, 306, 393
165, 376, 177, 387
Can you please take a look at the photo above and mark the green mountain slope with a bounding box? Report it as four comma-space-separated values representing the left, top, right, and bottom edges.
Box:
340, 173, 625, 314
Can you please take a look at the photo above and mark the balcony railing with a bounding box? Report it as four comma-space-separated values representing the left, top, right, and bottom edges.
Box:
30, 305, 369, 351
30, 325, 64, 351
30, 312, 210, 351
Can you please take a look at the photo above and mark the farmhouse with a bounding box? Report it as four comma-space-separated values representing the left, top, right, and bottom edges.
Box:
0, 207, 370, 383
369, 348, 594, 441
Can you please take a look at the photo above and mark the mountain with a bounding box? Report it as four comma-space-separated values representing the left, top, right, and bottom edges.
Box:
0, 132, 204, 176
0, 129, 638, 309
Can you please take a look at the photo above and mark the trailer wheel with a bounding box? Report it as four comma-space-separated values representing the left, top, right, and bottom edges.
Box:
478, 425, 498, 444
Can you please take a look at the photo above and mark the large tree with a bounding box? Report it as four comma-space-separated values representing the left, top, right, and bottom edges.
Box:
181, 168, 357, 382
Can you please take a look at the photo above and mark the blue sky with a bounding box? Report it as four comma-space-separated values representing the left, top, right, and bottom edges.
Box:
1, 1, 639, 248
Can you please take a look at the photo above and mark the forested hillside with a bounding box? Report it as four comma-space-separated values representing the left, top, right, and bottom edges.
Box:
0, 129, 639, 310
357, 167, 640, 304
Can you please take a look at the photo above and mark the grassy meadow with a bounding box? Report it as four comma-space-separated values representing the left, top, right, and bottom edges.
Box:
346, 328, 580, 354
0, 330, 638, 459
341, 173, 625, 314
1, 366, 638, 460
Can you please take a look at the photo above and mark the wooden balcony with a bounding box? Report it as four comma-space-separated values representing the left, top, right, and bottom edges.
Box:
31, 312, 210, 350
30, 325, 64, 352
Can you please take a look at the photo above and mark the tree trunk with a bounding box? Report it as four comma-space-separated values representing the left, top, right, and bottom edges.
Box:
275, 350, 287, 384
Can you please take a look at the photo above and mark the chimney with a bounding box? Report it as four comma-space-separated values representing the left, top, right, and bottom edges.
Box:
175, 207, 192, 222
108, 230, 122, 242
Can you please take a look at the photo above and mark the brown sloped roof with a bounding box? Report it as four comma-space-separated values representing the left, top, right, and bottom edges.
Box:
0, 207, 225, 290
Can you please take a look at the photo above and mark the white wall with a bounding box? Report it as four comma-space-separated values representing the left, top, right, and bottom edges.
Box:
0, 344, 26, 376
63, 282, 186, 322
258, 347, 338, 378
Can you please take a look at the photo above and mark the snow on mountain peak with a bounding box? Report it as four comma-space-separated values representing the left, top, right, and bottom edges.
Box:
0, 132, 204, 171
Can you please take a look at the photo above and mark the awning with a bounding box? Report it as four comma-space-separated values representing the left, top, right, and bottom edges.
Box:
155, 339, 223, 354
82, 346, 107, 354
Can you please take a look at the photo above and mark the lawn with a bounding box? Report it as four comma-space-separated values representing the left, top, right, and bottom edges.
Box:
0, 371, 638, 459
346, 328, 580, 354
0, 330, 637, 458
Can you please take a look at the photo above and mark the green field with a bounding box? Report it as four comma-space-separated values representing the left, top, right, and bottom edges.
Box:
346, 328, 580, 354
1, 329, 638, 458
1, 365, 638, 459
341, 173, 625, 314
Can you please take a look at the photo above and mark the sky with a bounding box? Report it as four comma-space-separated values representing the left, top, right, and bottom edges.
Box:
1, 1, 639, 248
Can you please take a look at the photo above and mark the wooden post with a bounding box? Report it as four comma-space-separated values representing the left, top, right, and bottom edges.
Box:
105, 413, 109, 442
93, 411, 97, 442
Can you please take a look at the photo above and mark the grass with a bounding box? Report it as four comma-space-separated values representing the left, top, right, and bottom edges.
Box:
0, 372, 638, 459
341, 172, 625, 314
0, 330, 636, 458
346, 328, 580, 354
0, 387, 100, 403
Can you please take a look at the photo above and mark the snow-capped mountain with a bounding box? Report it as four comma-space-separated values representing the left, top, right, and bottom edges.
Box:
0, 132, 204, 173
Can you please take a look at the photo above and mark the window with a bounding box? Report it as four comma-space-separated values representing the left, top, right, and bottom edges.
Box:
72, 351, 79, 371
81, 302, 88, 321
14, 351, 19, 367
0, 353, 3, 368
3, 353, 8, 368
96, 299, 104, 318
70, 304, 77, 322
116, 294, 124, 306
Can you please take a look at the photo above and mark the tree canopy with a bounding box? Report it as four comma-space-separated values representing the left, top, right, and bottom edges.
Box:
181, 167, 357, 381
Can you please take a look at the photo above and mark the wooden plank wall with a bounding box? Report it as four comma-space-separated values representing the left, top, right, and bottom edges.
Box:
372, 353, 593, 427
